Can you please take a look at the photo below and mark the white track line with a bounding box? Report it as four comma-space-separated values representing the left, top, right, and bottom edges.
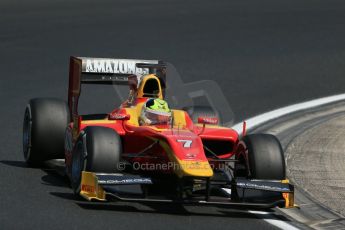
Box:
231, 93, 345, 134
231, 93, 345, 229
249, 211, 300, 230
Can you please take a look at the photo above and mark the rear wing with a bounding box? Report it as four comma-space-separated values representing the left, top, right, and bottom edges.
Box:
79, 57, 160, 84
68, 56, 163, 120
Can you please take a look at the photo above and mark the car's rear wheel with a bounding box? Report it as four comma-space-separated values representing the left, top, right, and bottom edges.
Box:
236, 134, 286, 180
71, 126, 122, 194
23, 98, 70, 166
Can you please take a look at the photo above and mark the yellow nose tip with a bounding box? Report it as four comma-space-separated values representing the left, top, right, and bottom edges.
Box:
175, 160, 214, 178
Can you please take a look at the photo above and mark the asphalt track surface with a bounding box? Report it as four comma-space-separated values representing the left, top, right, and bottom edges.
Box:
1, 0, 345, 229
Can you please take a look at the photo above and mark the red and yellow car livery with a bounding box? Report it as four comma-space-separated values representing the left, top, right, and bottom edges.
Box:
23, 57, 294, 209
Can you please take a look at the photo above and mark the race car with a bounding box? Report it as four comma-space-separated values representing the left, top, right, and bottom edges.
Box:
22, 57, 294, 209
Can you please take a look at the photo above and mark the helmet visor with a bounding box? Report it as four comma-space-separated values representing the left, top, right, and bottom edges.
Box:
144, 109, 172, 125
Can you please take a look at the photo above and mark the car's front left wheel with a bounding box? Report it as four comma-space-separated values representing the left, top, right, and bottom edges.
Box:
235, 134, 286, 180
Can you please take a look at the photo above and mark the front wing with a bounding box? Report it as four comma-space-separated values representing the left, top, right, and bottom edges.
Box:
79, 171, 295, 209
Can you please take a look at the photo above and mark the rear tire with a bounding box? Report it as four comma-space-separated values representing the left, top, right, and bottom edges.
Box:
71, 126, 121, 194
183, 106, 221, 124
237, 134, 285, 180
23, 98, 70, 166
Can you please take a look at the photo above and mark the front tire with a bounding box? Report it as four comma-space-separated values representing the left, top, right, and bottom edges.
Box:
71, 126, 122, 194
236, 134, 286, 180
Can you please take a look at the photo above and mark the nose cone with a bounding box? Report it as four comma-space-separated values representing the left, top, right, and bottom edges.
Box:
174, 159, 214, 178
160, 130, 214, 178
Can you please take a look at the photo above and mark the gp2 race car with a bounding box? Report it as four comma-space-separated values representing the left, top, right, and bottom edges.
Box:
22, 57, 294, 209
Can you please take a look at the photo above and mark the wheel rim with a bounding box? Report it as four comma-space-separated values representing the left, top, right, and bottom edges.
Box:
71, 142, 84, 193
23, 108, 32, 162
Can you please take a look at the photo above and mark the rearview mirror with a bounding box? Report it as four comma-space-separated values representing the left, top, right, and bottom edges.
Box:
197, 117, 219, 125
109, 113, 131, 121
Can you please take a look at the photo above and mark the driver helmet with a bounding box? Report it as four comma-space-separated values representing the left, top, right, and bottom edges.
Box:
140, 98, 172, 125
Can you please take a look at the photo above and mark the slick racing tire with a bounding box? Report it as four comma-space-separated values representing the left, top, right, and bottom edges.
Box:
71, 126, 121, 195
23, 98, 70, 166
183, 106, 221, 124
238, 134, 286, 180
